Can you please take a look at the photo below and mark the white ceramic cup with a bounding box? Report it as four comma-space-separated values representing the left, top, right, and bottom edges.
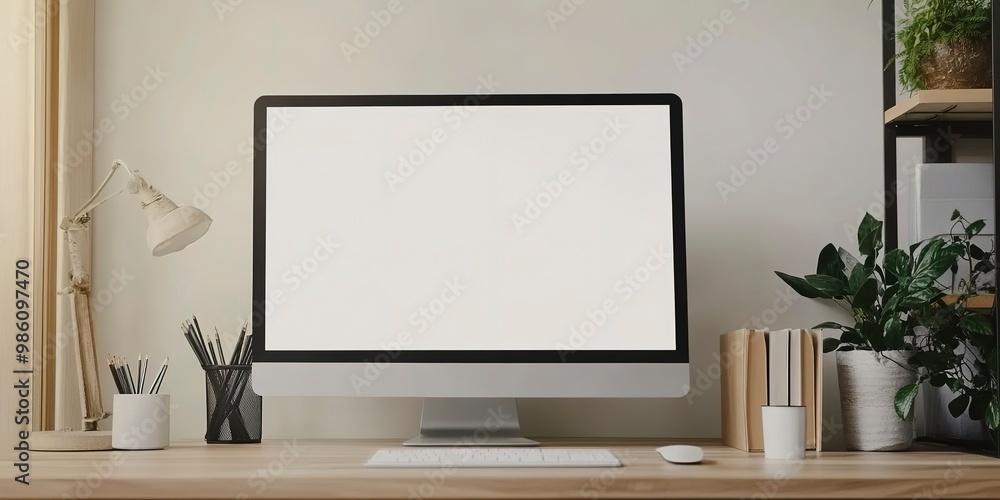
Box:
112, 394, 170, 450
761, 406, 806, 460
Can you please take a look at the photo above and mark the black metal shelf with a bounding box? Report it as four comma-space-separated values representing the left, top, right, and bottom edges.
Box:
879, 0, 999, 457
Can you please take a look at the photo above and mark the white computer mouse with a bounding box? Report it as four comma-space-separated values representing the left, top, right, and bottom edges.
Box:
656, 445, 704, 464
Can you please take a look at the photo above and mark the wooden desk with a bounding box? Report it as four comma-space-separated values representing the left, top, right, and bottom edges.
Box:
3, 439, 999, 499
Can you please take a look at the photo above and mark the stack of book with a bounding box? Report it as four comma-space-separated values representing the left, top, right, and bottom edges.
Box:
720, 328, 823, 452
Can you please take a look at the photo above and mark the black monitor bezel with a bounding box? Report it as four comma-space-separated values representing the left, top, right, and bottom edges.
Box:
252, 93, 688, 364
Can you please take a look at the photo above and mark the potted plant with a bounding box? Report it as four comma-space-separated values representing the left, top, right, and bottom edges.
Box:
893, 0, 993, 92
775, 214, 962, 450
903, 211, 999, 449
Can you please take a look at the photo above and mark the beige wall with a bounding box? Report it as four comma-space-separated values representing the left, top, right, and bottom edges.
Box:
90, 0, 882, 445
1, 0, 37, 460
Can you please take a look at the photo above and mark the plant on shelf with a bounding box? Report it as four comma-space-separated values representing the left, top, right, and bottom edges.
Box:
891, 0, 992, 92
902, 211, 998, 447
775, 213, 963, 451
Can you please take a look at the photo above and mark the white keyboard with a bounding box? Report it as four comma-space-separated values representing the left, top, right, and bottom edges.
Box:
365, 448, 622, 468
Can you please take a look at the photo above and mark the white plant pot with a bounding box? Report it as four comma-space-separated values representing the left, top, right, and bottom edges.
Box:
836, 350, 916, 451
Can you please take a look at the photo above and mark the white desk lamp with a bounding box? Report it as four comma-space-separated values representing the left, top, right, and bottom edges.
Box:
32, 160, 211, 451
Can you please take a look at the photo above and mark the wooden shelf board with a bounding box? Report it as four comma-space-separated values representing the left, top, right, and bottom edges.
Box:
941, 293, 995, 311
885, 89, 993, 124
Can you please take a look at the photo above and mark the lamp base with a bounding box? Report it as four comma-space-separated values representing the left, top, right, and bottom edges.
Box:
30, 430, 112, 451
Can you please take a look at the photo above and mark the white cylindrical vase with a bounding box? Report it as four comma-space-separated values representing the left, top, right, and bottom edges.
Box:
836, 350, 916, 451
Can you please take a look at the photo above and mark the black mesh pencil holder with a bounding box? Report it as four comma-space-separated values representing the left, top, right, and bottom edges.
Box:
205, 365, 262, 443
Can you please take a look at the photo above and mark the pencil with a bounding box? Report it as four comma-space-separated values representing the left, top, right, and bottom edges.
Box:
215, 328, 225, 366
191, 322, 211, 363
230, 325, 246, 366
149, 357, 169, 394
115, 357, 129, 394
108, 354, 125, 394
182, 326, 206, 366
137, 353, 145, 394
208, 341, 218, 365
125, 357, 136, 394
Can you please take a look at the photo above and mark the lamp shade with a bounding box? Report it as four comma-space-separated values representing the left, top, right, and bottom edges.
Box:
130, 173, 212, 256
147, 205, 212, 256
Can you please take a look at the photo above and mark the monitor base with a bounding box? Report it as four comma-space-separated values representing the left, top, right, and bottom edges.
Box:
404, 398, 539, 447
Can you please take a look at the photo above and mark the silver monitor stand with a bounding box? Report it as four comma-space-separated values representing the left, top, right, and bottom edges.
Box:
403, 398, 539, 447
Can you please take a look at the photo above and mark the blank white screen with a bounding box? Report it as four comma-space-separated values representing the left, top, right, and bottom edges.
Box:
264, 103, 676, 351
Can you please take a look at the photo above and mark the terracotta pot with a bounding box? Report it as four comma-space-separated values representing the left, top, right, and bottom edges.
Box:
836, 350, 917, 451
919, 38, 992, 90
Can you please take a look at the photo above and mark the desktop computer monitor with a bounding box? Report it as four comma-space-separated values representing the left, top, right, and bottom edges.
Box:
252, 93, 688, 445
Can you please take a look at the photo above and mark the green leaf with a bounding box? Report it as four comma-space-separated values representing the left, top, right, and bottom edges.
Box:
898, 287, 942, 308
857, 213, 883, 258
775, 271, 825, 299
804, 274, 850, 299
969, 244, 985, 260
951, 209, 961, 221
946, 378, 964, 393
910, 238, 960, 287
895, 383, 920, 421
852, 278, 878, 310
970, 395, 990, 421
861, 321, 886, 351
987, 400, 1000, 430
839, 247, 861, 275
883, 316, 903, 348
884, 249, 911, 280
822, 337, 842, 353
960, 314, 993, 337
883, 283, 899, 304
974, 260, 996, 274
966, 219, 986, 237
816, 243, 846, 279
948, 394, 971, 418
840, 328, 864, 346
929, 373, 948, 387
848, 264, 869, 295
911, 351, 957, 373
814, 321, 846, 330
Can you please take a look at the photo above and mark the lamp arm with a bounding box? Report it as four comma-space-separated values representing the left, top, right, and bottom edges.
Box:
67, 160, 133, 222
61, 160, 136, 286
